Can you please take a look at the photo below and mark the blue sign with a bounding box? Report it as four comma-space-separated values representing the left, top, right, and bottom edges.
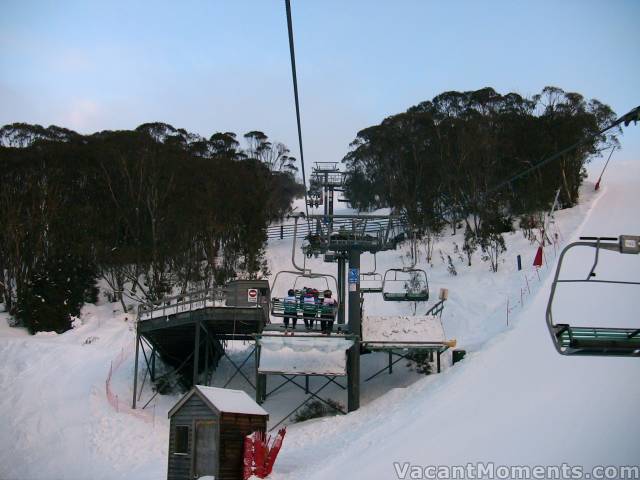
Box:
348, 268, 359, 284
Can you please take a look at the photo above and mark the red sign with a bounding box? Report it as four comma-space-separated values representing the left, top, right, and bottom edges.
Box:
247, 288, 258, 303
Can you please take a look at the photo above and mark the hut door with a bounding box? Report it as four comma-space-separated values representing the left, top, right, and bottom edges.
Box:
193, 420, 217, 478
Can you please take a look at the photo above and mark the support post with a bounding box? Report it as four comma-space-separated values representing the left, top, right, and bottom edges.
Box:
255, 343, 267, 404
437, 350, 441, 373
328, 186, 334, 226
204, 332, 209, 384
337, 257, 346, 324
388, 351, 393, 374
347, 248, 361, 412
193, 319, 201, 386
132, 331, 140, 409
150, 346, 156, 382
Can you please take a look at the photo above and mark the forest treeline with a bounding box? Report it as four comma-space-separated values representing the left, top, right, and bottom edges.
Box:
0, 123, 303, 333
343, 87, 619, 271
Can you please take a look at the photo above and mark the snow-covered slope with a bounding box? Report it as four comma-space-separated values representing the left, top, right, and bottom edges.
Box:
0, 159, 637, 480
0, 305, 175, 479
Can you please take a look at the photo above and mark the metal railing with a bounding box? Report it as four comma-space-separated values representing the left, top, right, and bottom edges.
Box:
267, 215, 409, 240
137, 287, 231, 321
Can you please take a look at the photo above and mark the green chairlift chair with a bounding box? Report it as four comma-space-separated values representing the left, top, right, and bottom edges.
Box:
546, 235, 640, 357
382, 267, 429, 302
270, 270, 337, 321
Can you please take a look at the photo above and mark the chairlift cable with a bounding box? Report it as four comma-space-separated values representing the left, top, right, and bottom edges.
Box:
483, 107, 638, 202
284, 0, 311, 224
433, 106, 638, 225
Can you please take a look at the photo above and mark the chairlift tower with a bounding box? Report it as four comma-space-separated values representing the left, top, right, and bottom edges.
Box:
307, 162, 348, 220
304, 212, 405, 411
301, 164, 408, 411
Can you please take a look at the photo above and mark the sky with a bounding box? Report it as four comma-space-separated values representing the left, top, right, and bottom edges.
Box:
1, 0, 639, 169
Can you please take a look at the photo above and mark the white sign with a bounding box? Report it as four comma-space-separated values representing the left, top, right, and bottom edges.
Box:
247, 288, 258, 303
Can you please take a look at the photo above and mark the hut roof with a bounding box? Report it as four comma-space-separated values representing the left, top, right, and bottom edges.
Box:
168, 385, 268, 418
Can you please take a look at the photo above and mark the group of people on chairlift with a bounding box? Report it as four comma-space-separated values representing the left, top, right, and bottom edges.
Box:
282, 287, 338, 335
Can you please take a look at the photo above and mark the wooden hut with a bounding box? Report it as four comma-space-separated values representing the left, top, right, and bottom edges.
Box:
167, 385, 269, 480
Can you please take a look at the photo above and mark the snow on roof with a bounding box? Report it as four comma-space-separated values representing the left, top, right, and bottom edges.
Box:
195, 385, 268, 416
362, 315, 447, 345
258, 336, 354, 376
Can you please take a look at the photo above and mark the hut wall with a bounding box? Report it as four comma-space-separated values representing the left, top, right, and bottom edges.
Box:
167, 394, 218, 480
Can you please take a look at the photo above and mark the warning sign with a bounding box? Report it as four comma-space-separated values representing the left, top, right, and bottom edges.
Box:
247, 288, 258, 303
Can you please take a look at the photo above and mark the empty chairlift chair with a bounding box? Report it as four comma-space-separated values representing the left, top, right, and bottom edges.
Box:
382, 267, 429, 302
360, 272, 384, 294
546, 235, 640, 357
360, 253, 383, 294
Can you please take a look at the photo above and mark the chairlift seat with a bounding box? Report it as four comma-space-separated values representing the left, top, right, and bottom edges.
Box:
271, 297, 321, 319
553, 324, 640, 356
361, 286, 384, 294
319, 302, 337, 317
382, 291, 429, 302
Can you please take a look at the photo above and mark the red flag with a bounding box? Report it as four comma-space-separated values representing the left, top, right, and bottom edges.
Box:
243, 435, 254, 480
533, 246, 543, 267
244, 428, 287, 479
254, 432, 267, 478
265, 428, 287, 475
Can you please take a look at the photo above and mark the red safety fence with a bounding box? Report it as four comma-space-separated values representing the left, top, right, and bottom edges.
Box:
105, 347, 155, 424
243, 428, 287, 479
505, 228, 562, 325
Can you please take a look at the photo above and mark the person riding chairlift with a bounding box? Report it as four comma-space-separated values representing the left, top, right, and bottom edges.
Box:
302, 289, 317, 331
320, 290, 338, 335
283, 288, 298, 334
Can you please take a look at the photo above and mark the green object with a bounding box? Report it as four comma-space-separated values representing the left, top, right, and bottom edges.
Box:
546, 236, 640, 357
283, 300, 297, 315
302, 302, 319, 316
554, 325, 640, 356
382, 291, 429, 302
452, 350, 466, 364
320, 302, 336, 315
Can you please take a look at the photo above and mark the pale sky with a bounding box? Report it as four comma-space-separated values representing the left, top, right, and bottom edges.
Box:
1, 0, 639, 168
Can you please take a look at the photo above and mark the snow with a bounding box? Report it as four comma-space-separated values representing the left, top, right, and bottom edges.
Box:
0, 158, 638, 479
194, 386, 267, 416
258, 336, 354, 376
362, 315, 447, 345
